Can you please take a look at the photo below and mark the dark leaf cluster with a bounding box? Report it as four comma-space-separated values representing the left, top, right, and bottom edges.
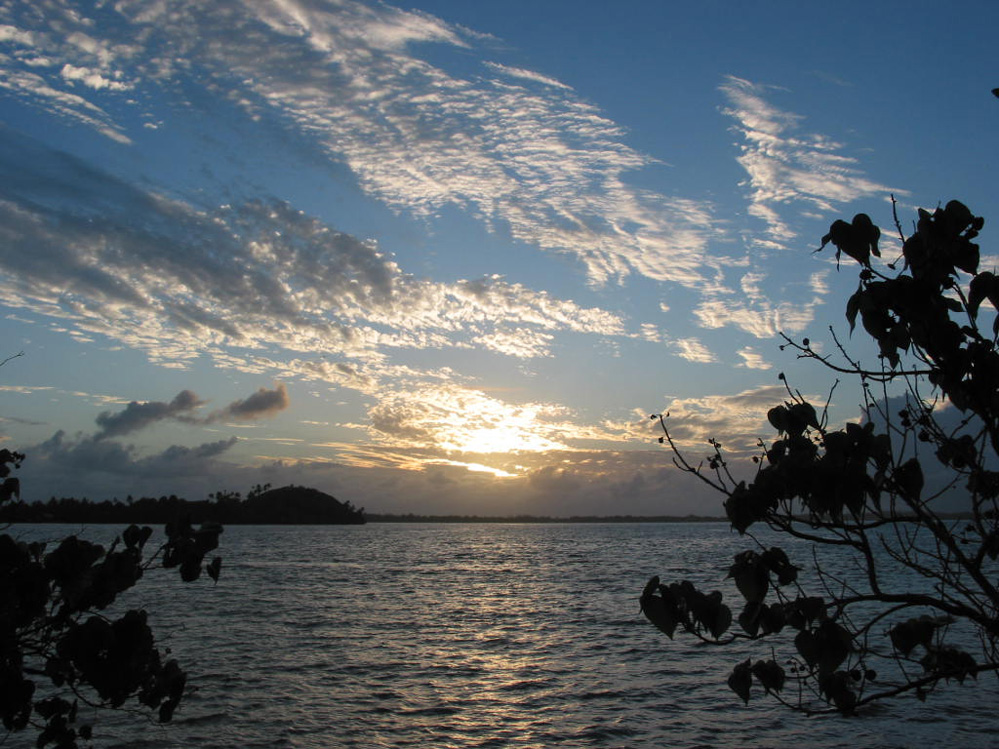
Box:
0, 448, 223, 747
645, 200, 999, 715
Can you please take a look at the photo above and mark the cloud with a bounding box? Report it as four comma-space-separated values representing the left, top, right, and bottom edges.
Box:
12, 380, 287, 499
484, 61, 573, 90
93, 384, 290, 440
471, 328, 554, 358
672, 337, 717, 364
8, 383, 721, 516
361, 385, 576, 455
693, 271, 823, 338
15, 434, 725, 515
0, 130, 628, 372
95, 390, 204, 440
736, 347, 772, 370
249, 444, 721, 517
211, 383, 290, 421
0, 3, 906, 513
60, 63, 131, 91
0, 0, 724, 289
658, 384, 791, 453
17, 429, 241, 500
720, 76, 897, 248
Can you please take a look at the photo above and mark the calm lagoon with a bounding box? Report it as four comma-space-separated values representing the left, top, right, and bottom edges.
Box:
9, 522, 998, 748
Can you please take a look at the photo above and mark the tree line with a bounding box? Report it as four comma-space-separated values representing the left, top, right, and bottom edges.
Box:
2, 484, 365, 526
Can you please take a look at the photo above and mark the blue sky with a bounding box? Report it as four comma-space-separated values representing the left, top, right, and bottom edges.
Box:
0, 0, 995, 515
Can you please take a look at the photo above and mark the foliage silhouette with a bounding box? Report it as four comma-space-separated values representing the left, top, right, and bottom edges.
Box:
644, 199, 999, 713
0, 448, 222, 747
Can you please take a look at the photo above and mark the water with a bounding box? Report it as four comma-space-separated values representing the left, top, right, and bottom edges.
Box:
7, 522, 999, 748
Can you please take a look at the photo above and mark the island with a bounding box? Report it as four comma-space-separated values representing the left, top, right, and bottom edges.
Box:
0, 484, 366, 525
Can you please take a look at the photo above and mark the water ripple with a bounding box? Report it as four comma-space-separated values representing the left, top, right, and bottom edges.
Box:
9, 522, 999, 748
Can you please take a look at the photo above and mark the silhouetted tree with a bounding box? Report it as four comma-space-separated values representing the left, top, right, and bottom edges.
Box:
644, 199, 999, 713
246, 483, 271, 501
0, 448, 223, 746
209, 488, 242, 504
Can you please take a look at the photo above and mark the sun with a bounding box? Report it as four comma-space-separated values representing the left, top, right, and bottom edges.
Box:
440, 424, 563, 455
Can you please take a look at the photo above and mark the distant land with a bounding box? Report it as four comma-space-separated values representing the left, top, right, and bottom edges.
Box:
365, 513, 725, 523
4, 489, 975, 526
1, 485, 726, 524
1, 485, 366, 525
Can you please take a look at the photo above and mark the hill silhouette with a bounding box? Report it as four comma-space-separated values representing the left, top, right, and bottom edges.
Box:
1, 484, 366, 525
240, 485, 365, 524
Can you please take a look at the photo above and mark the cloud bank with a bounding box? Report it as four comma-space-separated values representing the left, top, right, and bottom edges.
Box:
0, 1, 906, 511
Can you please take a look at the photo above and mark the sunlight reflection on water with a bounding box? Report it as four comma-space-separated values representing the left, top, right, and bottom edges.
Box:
8, 522, 999, 748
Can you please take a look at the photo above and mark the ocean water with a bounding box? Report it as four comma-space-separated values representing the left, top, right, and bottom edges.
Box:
7, 522, 999, 748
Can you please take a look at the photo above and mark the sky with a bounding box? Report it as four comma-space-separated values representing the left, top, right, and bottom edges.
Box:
0, 0, 996, 516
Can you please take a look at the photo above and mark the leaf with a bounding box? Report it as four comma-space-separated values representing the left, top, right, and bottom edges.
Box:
0, 477, 19, 503
794, 629, 819, 667
796, 621, 852, 674
724, 482, 759, 535
762, 547, 798, 586
728, 659, 752, 704
890, 615, 949, 656
814, 621, 853, 674
641, 577, 684, 638
819, 671, 857, 713
738, 601, 764, 637
761, 602, 786, 635
729, 550, 769, 603
944, 200, 974, 229
738, 601, 783, 637
851, 213, 881, 259
894, 458, 924, 500
123, 524, 142, 549
920, 645, 976, 682
180, 559, 201, 582
969, 271, 998, 318
751, 659, 785, 694
705, 595, 732, 639
206, 556, 222, 584
817, 215, 879, 266
793, 402, 820, 430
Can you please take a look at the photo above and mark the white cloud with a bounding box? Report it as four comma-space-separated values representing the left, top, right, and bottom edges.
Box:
484, 61, 573, 90
659, 384, 790, 453
60, 63, 132, 91
693, 268, 823, 338
0, 68, 130, 142
721, 75, 897, 247
0, 24, 34, 46
0, 132, 632, 373
0, 0, 725, 289
472, 327, 554, 358
672, 337, 717, 364
736, 346, 771, 370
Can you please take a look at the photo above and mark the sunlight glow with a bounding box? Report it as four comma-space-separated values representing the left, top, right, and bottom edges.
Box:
429, 459, 519, 478
438, 424, 561, 455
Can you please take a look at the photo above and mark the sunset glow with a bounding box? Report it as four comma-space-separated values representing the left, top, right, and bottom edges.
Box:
0, 0, 994, 516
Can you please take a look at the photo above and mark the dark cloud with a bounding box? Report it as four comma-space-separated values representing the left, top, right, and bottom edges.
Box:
92, 384, 290, 441
17, 430, 241, 501
31, 429, 239, 478
209, 383, 290, 422
95, 390, 204, 440
0, 130, 407, 368
140, 437, 240, 471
